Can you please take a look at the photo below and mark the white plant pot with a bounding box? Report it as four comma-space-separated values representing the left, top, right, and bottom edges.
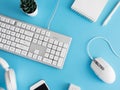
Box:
27, 7, 38, 17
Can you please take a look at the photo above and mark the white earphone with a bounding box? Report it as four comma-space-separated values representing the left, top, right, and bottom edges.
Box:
0, 57, 17, 90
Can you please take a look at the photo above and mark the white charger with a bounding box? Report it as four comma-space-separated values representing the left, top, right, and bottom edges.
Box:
71, 0, 108, 22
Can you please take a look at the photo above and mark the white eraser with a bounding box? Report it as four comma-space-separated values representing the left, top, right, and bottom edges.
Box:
71, 0, 108, 22
68, 84, 81, 90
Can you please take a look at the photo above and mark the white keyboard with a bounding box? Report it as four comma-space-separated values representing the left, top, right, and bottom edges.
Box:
0, 14, 72, 69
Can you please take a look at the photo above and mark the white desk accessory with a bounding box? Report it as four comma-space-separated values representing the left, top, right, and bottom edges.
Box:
30, 80, 49, 90
103, 1, 120, 26
86, 37, 120, 84
68, 84, 81, 90
71, 0, 108, 22
0, 58, 17, 90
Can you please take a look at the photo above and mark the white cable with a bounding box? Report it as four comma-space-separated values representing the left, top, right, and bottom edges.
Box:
47, 0, 60, 29
87, 36, 120, 60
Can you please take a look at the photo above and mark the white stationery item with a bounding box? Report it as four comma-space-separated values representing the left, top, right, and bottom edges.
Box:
68, 84, 81, 90
71, 0, 108, 22
103, 1, 120, 26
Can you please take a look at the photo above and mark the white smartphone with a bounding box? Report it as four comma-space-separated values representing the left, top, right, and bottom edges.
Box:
30, 80, 49, 90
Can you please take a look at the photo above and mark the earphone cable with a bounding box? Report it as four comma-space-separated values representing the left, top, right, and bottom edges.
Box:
47, 0, 60, 29
87, 36, 120, 60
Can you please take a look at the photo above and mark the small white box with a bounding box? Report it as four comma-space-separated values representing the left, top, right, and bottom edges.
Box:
69, 84, 81, 90
71, 0, 108, 22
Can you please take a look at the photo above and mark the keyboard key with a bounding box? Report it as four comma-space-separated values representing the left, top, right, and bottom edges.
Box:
52, 61, 57, 66
16, 22, 22, 27
9, 47, 15, 52
52, 45, 57, 50
34, 50, 39, 54
46, 31, 50, 37
21, 50, 27, 56
49, 39, 54, 44
57, 47, 62, 51
60, 48, 66, 57
59, 42, 63, 47
33, 39, 37, 44
55, 51, 60, 56
44, 53, 49, 58
49, 54, 54, 59
36, 28, 41, 33
47, 44, 52, 48
3, 45, 9, 50
42, 42, 47, 47
46, 48, 51, 53
20, 39, 30, 46
21, 23, 26, 28
26, 25, 31, 30
63, 43, 68, 48
41, 30, 46, 35
20, 29, 24, 34
28, 52, 33, 58
43, 58, 52, 64
24, 31, 34, 37
25, 36, 32, 42
51, 50, 55, 55
34, 34, 39, 39
15, 27, 20, 32
38, 56, 42, 61
54, 40, 59, 45
0, 43, 3, 48
31, 26, 36, 32
9, 19, 15, 25
57, 58, 64, 67
15, 49, 21, 54
33, 54, 38, 59
38, 40, 42, 45
16, 43, 29, 51
54, 56, 59, 61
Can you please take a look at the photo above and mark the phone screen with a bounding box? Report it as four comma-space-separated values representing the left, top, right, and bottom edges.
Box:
34, 83, 49, 90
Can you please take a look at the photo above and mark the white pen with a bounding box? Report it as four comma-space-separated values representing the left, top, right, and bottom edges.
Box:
103, 1, 120, 26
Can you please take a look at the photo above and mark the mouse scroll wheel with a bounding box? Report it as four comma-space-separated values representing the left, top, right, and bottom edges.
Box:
94, 60, 105, 70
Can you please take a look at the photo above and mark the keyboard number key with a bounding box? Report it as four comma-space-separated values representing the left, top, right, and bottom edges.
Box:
34, 50, 39, 54
52, 61, 57, 66
44, 53, 49, 58
28, 52, 33, 58
33, 54, 38, 59
38, 56, 42, 61
54, 56, 59, 61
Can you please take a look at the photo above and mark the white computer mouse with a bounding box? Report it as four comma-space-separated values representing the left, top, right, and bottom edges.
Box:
91, 57, 116, 84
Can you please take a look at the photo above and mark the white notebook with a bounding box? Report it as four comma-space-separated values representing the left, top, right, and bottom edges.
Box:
71, 0, 108, 22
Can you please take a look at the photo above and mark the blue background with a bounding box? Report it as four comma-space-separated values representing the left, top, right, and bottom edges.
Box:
0, 0, 120, 90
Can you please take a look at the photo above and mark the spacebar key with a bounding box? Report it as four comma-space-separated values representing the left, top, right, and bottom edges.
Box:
16, 44, 29, 51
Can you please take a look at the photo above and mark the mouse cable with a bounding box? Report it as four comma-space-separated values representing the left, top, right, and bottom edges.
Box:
87, 36, 120, 60
47, 0, 60, 30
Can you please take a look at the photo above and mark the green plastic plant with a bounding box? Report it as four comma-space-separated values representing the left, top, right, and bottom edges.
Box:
20, 0, 37, 14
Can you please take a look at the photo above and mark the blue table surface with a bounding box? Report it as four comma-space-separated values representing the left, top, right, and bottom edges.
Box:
0, 0, 120, 90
